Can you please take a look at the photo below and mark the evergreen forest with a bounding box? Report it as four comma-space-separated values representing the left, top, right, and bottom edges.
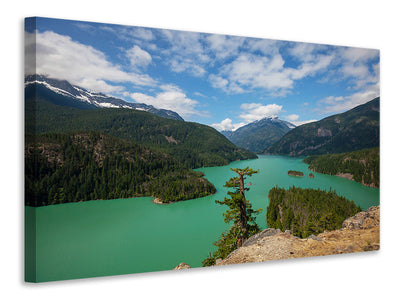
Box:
24, 95, 257, 207
266, 186, 361, 238
25, 132, 216, 206
303, 147, 379, 187
25, 97, 256, 169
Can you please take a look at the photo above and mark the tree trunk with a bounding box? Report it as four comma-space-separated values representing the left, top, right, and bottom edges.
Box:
237, 174, 248, 247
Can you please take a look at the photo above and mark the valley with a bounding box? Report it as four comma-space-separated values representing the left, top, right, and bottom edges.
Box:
24, 18, 381, 284
25, 74, 380, 281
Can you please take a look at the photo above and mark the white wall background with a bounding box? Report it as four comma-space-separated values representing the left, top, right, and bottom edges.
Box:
1, 1, 399, 299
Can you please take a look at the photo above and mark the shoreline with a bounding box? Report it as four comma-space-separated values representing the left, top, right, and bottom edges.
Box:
309, 167, 378, 188
152, 197, 167, 205
335, 173, 378, 188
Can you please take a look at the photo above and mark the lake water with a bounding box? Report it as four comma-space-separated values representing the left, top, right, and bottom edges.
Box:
25, 155, 379, 282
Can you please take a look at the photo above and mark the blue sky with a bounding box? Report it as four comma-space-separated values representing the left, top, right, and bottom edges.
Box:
25, 17, 380, 130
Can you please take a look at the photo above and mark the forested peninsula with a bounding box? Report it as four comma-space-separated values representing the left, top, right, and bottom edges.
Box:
266, 186, 361, 238
25, 132, 217, 207
303, 147, 379, 188
25, 93, 257, 207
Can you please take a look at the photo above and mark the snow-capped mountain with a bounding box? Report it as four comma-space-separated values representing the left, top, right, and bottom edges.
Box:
222, 117, 296, 153
24, 74, 184, 121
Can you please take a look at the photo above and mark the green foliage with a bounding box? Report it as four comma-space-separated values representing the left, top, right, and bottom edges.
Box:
201, 253, 216, 267
25, 97, 256, 169
303, 147, 379, 187
287, 170, 304, 177
266, 186, 361, 238
202, 167, 261, 266
228, 118, 292, 153
25, 132, 216, 207
265, 97, 379, 156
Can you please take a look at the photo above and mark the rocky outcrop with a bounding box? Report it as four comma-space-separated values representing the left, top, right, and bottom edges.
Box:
242, 228, 282, 247
173, 262, 191, 270
342, 205, 379, 230
216, 206, 380, 266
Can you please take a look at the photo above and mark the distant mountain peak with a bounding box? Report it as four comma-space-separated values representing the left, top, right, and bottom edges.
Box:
265, 97, 380, 156
25, 74, 184, 121
248, 117, 296, 129
222, 116, 296, 153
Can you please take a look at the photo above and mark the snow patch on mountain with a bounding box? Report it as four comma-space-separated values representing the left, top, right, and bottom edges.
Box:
25, 75, 184, 121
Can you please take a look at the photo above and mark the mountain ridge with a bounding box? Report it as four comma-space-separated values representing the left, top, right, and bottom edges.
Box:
25, 74, 184, 121
222, 117, 296, 153
25, 96, 257, 169
265, 97, 379, 156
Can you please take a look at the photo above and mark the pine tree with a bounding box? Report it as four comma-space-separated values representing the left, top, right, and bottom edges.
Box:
202, 167, 261, 266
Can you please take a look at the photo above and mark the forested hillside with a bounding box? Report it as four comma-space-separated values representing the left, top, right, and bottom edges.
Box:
265, 98, 379, 156
266, 186, 361, 238
25, 132, 216, 206
303, 147, 379, 187
26, 97, 257, 169
223, 117, 294, 153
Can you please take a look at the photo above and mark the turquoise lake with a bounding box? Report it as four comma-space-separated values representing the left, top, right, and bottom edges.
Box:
25, 155, 379, 282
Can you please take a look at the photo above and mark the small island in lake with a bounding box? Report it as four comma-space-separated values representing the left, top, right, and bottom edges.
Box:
309, 173, 314, 178
287, 170, 304, 177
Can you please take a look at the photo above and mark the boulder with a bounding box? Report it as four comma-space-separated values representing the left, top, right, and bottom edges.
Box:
173, 262, 191, 270
342, 205, 380, 230
243, 228, 281, 247
307, 234, 322, 241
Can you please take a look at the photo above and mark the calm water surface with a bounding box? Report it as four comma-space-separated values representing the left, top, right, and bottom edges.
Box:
27, 155, 379, 282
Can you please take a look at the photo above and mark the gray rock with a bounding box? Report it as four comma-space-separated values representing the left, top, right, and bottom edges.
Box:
342, 206, 380, 230
173, 262, 191, 270
243, 228, 281, 247
307, 234, 322, 241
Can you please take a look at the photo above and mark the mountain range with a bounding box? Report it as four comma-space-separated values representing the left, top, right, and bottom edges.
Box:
222, 117, 295, 153
25, 79, 256, 170
25, 75, 258, 206
265, 97, 380, 156
24, 73, 380, 205
25, 74, 184, 121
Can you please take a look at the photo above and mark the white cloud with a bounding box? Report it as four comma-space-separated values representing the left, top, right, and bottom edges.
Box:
239, 103, 283, 123
246, 39, 281, 56
159, 83, 182, 92
288, 42, 329, 63
212, 49, 333, 95
209, 74, 228, 89
25, 30, 156, 93
212, 103, 318, 132
316, 47, 380, 114
99, 25, 155, 43
211, 118, 246, 131
284, 114, 317, 126
317, 82, 379, 114
126, 45, 152, 70
206, 34, 245, 60
287, 54, 334, 80
129, 90, 203, 119
340, 47, 379, 63
160, 29, 209, 77
321, 47, 380, 89
193, 91, 207, 98
286, 114, 299, 122
131, 27, 155, 41
222, 54, 289, 90
169, 57, 206, 77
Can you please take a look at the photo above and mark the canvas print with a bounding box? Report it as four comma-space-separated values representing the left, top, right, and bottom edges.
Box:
25, 17, 380, 282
